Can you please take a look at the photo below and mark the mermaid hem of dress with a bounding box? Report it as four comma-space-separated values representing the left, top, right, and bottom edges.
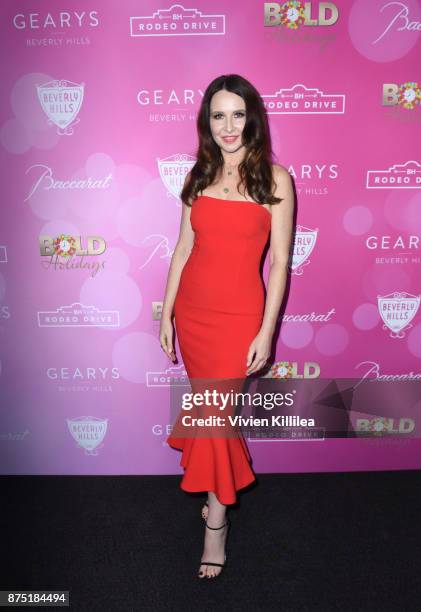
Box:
166, 435, 256, 505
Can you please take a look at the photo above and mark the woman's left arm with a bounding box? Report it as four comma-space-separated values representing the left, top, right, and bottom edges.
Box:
246, 165, 294, 375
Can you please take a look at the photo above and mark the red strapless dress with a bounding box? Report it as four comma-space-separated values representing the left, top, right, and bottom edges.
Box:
166, 195, 271, 505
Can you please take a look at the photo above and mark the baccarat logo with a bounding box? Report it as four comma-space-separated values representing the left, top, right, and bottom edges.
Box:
39, 234, 106, 277
24, 163, 113, 202
37, 79, 85, 135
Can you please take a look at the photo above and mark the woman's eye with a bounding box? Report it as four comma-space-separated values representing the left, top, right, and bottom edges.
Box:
213, 112, 245, 119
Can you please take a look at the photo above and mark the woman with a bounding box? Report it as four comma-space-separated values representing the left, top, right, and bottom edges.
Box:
160, 74, 294, 579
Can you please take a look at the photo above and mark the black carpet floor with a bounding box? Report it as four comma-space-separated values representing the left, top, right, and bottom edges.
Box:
1, 471, 420, 611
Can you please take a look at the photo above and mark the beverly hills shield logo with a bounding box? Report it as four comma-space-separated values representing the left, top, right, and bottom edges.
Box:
67, 416, 108, 455
37, 79, 84, 135
157, 153, 196, 201
378, 292, 420, 338
290, 225, 318, 275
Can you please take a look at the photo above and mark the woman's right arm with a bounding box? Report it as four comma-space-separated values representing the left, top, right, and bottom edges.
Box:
159, 176, 195, 360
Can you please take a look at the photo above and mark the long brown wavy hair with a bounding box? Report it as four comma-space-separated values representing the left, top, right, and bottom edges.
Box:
181, 74, 283, 208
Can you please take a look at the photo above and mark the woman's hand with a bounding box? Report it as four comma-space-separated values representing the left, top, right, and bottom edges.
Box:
246, 331, 272, 376
159, 316, 176, 362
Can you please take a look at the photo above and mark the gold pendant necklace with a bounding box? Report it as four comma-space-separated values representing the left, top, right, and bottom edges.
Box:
223, 164, 236, 193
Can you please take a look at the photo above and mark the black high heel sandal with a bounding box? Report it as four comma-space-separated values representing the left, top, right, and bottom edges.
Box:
198, 518, 230, 579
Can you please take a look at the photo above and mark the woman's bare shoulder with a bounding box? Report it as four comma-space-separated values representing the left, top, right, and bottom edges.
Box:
271, 163, 290, 179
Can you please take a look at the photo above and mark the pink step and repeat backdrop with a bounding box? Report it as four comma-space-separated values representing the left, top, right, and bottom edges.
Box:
0, 1, 420, 476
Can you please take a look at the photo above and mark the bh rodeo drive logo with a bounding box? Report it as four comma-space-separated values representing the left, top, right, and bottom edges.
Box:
129, 4, 226, 37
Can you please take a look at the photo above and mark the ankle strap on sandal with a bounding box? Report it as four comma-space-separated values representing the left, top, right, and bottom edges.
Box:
205, 520, 228, 530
